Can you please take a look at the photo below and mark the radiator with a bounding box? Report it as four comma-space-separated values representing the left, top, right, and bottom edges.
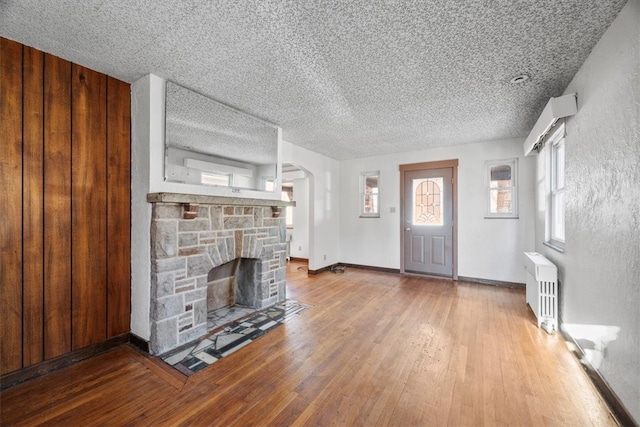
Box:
524, 252, 558, 332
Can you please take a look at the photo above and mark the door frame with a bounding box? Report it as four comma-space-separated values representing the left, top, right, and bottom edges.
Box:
399, 159, 459, 280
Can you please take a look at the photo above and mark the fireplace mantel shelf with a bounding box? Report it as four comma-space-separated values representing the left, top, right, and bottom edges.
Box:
147, 192, 295, 207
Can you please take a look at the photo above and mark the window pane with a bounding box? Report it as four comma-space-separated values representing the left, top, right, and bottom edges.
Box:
365, 175, 379, 194
265, 179, 275, 191
490, 165, 512, 188
363, 194, 378, 214
413, 177, 443, 226
361, 172, 380, 215
555, 143, 565, 189
202, 172, 229, 186
489, 188, 513, 213
551, 192, 565, 241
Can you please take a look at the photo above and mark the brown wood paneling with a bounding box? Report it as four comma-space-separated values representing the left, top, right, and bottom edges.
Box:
22, 45, 45, 367
0, 38, 24, 375
106, 77, 131, 337
71, 65, 107, 349
43, 53, 72, 359
1, 39, 131, 377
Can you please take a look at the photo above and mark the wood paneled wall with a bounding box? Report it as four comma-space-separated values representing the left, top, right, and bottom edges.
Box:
0, 37, 131, 375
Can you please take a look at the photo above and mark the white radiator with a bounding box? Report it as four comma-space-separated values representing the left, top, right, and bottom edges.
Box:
524, 252, 558, 332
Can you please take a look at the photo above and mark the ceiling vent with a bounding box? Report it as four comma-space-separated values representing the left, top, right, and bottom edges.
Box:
524, 93, 577, 156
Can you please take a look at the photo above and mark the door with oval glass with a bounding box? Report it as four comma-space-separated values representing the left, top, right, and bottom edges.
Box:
402, 166, 454, 277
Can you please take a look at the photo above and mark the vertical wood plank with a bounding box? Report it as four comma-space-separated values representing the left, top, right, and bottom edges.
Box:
0, 37, 24, 375
71, 64, 107, 349
106, 77, 131, 337
22, 45, 45, 367
43, 53, 72, 359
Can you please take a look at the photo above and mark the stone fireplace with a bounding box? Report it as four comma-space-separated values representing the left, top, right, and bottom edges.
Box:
147, 193, 292, 355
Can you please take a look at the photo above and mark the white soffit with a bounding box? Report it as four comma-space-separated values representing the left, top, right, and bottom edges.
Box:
0, 0, 628, 160
523, 93, 577, 156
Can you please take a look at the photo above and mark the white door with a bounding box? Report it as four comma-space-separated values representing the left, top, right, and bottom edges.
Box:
403, 167, 453, 277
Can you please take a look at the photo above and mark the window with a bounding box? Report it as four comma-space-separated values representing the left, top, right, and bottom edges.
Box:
547, 126, 565, 250
360, 171, 379, 217
281, 184, 293, 228
264, 178, 275, 192
412, 177, 443, 225
485, 158, 518, 218
201, 172, 230, 187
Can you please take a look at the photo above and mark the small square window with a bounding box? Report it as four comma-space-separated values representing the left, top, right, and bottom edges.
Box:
360, 171, 379, 218
485, 159, 518, 218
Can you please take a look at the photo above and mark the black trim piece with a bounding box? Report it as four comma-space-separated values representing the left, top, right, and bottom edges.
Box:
341, 263, 400, 274
560, 330, 638, 427
0, 333, 129, 391
128, 333, 150, 353
307, 264, 335, 275
309, 263, 401, 275
560, 328, 637, 426
457, 276, 525, 289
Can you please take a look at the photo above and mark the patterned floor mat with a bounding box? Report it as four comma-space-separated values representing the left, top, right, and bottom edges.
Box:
161, 300, 309, 375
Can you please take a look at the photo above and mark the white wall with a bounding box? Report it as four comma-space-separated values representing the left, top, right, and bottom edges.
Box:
282, 141, 340, 271
290, 177, 310, 259
535, 0, 639, 420
339, 138, 535, 283
130, 74, 157, 340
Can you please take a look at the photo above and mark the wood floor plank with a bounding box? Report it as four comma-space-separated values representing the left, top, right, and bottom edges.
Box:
0, 262, 618, 426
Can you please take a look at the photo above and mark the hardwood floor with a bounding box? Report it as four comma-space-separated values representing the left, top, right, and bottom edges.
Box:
0, 261, 615, 426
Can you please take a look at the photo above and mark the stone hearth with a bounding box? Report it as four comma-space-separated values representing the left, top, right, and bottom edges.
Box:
148, 193, 291, 355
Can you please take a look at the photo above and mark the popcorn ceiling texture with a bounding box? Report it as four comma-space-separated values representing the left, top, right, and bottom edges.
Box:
0, 0, 628, 159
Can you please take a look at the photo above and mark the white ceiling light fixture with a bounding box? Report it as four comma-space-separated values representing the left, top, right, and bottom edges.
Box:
510, 74, 530, 84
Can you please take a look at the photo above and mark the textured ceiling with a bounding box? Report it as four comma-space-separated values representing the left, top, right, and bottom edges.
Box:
0, 0, 628, 160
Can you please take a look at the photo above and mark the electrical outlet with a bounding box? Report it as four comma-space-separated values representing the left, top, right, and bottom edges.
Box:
324, 254, 326, 260
298, 246, 302, 251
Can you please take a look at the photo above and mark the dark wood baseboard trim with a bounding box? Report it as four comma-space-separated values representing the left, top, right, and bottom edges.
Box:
341, 263, 400, 274
0, 333, 130, 391
307, 264, 335, 275
129, 333, 151, 353
310, 263, 399, 275
457, 275, 525, 289
560, 327, 637, 427
289, 257, 308, 262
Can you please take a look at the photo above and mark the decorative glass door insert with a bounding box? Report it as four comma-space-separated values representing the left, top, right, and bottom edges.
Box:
412, 177, 443, 226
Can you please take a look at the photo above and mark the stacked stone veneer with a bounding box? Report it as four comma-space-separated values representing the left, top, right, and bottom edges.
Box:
150, 202, 287, 355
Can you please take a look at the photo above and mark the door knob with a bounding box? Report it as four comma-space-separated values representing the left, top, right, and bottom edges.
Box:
405, 227, 411, 231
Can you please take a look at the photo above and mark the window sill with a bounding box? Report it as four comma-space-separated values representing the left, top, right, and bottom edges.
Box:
543, 240, 565, 253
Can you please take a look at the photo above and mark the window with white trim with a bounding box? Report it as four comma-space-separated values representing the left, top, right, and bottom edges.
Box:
360, 171, 379, 217
485, 158, 518, 218
548, 127, 565, 249
201, 172, 230, 187
281, 184, 293, 228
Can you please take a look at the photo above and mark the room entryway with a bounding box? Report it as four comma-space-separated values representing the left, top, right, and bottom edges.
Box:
400, 160, 458, 279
